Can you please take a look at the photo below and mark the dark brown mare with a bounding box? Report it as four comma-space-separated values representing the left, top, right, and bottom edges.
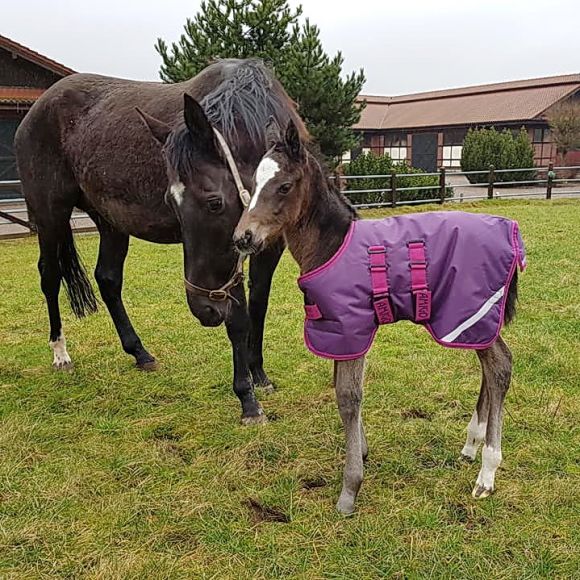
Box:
15, 59, 307, 424
234, 120, 517, 513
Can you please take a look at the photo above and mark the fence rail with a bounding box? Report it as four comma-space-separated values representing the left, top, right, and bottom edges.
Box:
1, 164, 580, 238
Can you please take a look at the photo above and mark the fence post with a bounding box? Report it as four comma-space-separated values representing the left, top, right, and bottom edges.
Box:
390, 170, 397, 208
546, 162, 554, 200
439, 167, 446, 204
487, 165, 495, 200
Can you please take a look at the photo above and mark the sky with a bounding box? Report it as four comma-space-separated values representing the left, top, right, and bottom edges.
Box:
2, 0, 579, 96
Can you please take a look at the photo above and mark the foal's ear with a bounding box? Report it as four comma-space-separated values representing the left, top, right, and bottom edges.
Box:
183, 94, 217, 154
135, 108, 171, 145
265, 116, 282, 149
284, 119, 304, 161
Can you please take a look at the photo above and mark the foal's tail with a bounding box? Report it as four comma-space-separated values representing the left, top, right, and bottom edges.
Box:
58, 225, 98, 318
503, 269, 518, 325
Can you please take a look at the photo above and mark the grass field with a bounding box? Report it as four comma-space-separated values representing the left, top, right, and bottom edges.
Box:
0, 200, 578, 579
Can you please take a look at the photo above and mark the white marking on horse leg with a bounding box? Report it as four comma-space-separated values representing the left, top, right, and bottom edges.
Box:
249, 156, 279, 211
461, 410, 487, 460
474, 445, 502, 496
170, 181, 185, 206
50, 331, 72, 370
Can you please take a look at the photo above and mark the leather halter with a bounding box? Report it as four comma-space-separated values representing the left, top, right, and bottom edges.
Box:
183, 128, 250, 303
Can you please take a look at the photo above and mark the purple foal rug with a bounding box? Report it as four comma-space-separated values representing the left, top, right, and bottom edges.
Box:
298, 211, 526, 360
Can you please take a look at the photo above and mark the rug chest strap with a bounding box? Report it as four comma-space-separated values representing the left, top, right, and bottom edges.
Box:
368, 246, 395, 324
407, 240, 431, 321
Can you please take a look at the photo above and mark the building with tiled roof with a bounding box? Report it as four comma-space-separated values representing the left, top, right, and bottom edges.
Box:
352, 74, 580, 171
0, 34, 75, 191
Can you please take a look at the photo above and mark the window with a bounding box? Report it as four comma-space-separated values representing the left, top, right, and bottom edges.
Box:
383, 133, 407, 162
532, 127, 554, 166
441, 129, 466, 167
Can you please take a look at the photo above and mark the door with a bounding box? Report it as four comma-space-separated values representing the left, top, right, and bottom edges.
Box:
0, 119, 21, 199
411, 133, 438, 172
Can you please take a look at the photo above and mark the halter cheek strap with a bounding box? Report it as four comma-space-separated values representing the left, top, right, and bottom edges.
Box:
183, 129, 250, 302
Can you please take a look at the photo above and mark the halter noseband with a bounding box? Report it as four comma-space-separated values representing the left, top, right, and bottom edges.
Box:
183, 129, 249, 303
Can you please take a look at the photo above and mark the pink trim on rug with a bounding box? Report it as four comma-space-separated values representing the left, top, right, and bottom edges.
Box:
298, 221, 356, 283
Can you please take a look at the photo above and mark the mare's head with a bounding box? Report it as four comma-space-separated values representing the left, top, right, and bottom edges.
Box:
138, 95, 244, 327
234, 119, 309, 255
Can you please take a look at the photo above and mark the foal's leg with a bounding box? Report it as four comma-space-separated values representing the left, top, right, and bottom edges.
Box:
334, 356, 366, 515
461, 372, 489, 461
37, 226, 72, 370
94, 221, 156, 370
473, 336, 512, 498
247, 239, 284, 391
226, 283, 265, 425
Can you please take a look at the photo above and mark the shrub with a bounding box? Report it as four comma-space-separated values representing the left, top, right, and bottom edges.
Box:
460, 127, 536, 184
341, 152, 452, 206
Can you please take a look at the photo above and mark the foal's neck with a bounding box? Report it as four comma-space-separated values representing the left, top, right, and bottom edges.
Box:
285, 157, 355, 274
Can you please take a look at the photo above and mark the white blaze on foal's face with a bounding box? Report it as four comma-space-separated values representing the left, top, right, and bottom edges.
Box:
249, 156, 280, 211
170, 181, 186, 206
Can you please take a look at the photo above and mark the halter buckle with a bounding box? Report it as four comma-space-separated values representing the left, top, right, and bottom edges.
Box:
208, 289, 229, 302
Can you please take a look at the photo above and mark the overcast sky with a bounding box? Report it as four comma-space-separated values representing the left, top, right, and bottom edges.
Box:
3, 0, 579, 95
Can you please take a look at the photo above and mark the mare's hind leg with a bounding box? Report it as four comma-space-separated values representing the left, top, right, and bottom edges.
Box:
37, 221, 73, 371
473, 336, 512, 499
461, 371, 489, 461
247, 239, 285, 391
335, 356, 366, 515
94, 221, 157, 370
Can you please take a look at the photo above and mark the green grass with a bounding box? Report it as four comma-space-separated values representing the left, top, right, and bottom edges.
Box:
0, 200, 578, 579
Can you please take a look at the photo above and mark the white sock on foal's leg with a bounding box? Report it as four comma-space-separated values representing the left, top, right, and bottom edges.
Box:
50, 331, 73, 370
473, 445, 502, 498
461, 410, 487, 460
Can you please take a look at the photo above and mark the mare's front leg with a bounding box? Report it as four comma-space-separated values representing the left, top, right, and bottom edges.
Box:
334, 356, 366, 515
226, 283, 266, 425
247, 239, 285, 391
94, 220, 157, 370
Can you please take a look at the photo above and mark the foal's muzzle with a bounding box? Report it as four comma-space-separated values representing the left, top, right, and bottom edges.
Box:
234, 229, 263, 255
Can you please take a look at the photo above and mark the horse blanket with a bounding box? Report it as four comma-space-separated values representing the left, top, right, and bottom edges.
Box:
298, 211, 526, 360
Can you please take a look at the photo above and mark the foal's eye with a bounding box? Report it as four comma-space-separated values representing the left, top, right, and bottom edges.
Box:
278, 183, 292, 195
207, 197, 224, 212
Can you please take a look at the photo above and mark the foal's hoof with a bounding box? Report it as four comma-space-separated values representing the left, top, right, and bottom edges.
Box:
53, 360, 74, 372
137, 359, 159, 372
472, 484, 494, 499
241, 412, 268, 427
336, 498, 356, 517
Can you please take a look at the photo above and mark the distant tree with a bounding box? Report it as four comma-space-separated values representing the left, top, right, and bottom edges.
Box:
547, 101, 580, 161
461, 127, 535, 183
156, 0, 365, 160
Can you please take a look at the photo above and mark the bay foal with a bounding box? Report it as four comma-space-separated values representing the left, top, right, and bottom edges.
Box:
234, 120, 524, 514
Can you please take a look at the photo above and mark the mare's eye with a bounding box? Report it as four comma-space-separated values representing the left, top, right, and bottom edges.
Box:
207, 196, 224, 212
278, 183, 292, 195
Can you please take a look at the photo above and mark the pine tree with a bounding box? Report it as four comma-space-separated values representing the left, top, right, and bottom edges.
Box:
156, 0, 365, 160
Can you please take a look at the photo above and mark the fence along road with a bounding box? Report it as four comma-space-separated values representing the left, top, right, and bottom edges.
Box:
1, 165, 580, 239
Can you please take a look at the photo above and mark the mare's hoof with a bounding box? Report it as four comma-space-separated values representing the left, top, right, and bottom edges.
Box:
137, 359, 159, 372
258, 382, 276, 395
460, 453, 475, 463
53, 360, 74, 372
241, 412, 268, 427
472, 484, 494, 499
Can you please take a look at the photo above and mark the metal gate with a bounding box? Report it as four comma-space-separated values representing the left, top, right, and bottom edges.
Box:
412, 133, 438, 173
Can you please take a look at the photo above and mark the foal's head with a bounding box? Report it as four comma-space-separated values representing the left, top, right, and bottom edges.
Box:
138, 95, 244, 326
234, 119, 310, 254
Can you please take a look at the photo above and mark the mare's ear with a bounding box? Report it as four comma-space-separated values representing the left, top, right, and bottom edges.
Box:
135, 108, 171, 145
265, 116, 282, 149
183, 94, 218, 155
284, 119, 304, 161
